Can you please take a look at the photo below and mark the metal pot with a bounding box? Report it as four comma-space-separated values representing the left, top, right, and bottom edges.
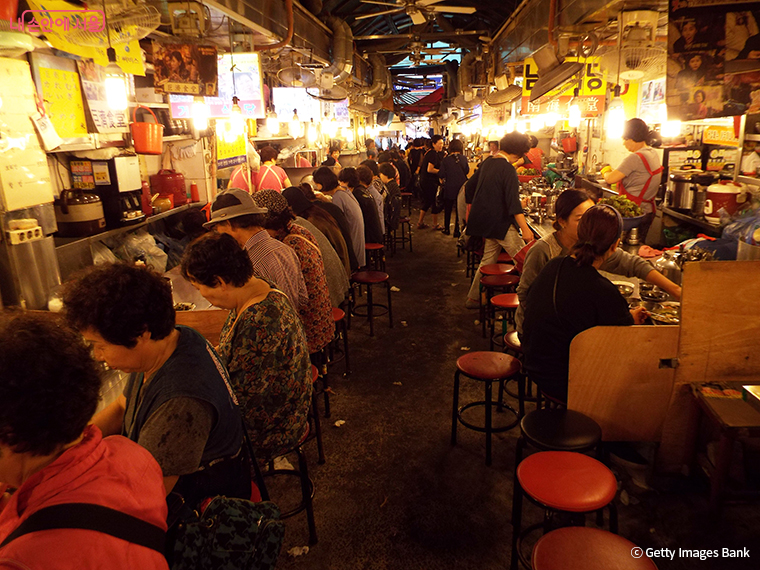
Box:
654, 251, 682, 286
690, 173, 716, 217
54, 189, 106, 237
668, 172, 695, 210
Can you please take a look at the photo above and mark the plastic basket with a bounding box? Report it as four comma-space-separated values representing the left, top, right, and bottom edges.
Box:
130, 105, 164, 155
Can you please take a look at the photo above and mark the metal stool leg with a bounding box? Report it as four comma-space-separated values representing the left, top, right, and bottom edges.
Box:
485, 379, 493, 466
386, 281, 393, 328
367, 283, 375, 337
310, 391, 326, 464
451, 370, 461, 445
296, 447, 318, 545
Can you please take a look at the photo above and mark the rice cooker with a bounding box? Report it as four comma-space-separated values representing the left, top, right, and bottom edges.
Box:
54, 189, 106, 237
150, 169, 187, 207
704, 181, 747, 224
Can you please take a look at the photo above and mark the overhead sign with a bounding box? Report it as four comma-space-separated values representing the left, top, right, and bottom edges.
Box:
521, 57, 607, 116
703, 125, 739, 147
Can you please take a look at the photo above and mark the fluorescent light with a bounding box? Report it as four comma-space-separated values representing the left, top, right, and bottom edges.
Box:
192, 97, 208, 130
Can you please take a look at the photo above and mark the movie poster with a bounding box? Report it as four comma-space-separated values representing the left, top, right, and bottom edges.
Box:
152, 42, 218, 96
668, 1, 760, 119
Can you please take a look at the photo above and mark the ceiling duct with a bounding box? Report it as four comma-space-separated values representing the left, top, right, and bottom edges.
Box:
452, 51, 481, 109
361, 54, 388, 99
528, 44, 583, 102
323, 16, 354, 85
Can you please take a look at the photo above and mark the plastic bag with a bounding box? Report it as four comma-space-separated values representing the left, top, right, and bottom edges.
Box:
722, 211, 760, 246
112, 230, 168, 272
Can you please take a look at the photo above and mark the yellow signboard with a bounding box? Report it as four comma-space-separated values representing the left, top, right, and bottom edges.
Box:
216, 123, 246, 169
522, 57, 607, 100
702, 125, 739, 147
26, 0, 145, 76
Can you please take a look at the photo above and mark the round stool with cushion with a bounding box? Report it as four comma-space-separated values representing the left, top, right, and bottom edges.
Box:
328, 307, 350, 382
351, 271, 393, 337
479, 263, 516, 276
511, 451, 619, 569
364, 243, 385, 271
497, 251, 513, 263
489, 293, 519, 351
532, 527, 658, 570
451, 351, 521, 466
478, 273, 520, 337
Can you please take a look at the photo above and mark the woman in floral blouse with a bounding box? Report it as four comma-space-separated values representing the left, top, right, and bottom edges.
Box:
181, 233, 312, 461
252, 189, 335, 356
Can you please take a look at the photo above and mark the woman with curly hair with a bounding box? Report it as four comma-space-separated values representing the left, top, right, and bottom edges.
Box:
181, 233, 312, 462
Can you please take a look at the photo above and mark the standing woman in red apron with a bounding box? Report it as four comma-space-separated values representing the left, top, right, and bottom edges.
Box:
601, 118, 663, 242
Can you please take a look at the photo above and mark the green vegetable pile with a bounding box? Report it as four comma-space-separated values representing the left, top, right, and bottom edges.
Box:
599, 195, 643, 218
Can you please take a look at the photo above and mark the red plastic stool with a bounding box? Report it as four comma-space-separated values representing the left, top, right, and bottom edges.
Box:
365, 243, 385, 271
451, 351, 521, 466
489, 293, 519, 351
351, 271, 393, 337
498, 251, 513, 263
532, 527, 658, 570
511, 451, 618, 569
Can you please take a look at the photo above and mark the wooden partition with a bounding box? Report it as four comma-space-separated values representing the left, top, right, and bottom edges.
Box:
568, 325, 680, 442
175, 309, 229, 346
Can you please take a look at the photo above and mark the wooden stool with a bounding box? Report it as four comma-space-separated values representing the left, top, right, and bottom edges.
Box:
451, 351, 521, 466
400, 192, 413, 216
511, 451, 618, 569
489, 293, 519, 351
262, 429, 318, 545
364, 243, 385, 271
532, 527, 658, 570
350, 271, 393, 337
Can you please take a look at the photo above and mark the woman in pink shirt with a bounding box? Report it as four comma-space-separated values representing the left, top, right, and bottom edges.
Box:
229, 146, 291, 193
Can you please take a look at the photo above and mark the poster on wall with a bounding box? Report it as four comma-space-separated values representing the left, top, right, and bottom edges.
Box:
169, 53, 264, 119
152, 42, 218, 96
668, 1, 760, 119
76, 60, 129, 133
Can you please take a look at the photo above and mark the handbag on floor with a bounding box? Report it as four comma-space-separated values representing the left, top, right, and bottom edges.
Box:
172, 495, 284, 570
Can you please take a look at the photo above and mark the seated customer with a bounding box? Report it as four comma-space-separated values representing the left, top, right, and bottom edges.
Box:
181, 233, 312, 462
314, 166, 366, 267
63, 264, 251, 509
252, 189, 334, 355
0, 312, 168, 569
343, 166, 384, 245
205, 188, 308, 311
522, 205, 647, 403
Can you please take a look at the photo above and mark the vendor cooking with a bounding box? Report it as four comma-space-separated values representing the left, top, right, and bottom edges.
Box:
601, 118, 663, 240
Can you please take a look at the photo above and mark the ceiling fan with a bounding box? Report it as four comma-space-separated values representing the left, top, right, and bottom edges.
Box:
355, 0, 476, 26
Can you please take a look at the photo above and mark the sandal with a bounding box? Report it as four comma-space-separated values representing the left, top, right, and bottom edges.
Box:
434, 225, 445, 231
417, 222, 429, 229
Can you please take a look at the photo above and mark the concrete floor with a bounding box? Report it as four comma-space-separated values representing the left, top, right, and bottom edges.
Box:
271, 208, 760, 570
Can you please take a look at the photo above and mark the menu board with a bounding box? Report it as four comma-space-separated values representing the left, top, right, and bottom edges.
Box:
0, 58, 55, 211
215, 124, 246, 169
38, 67, 88, 138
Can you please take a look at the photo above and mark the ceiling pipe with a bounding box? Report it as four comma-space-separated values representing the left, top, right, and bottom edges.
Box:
548, 0, 558, 47
324, 16, 354, 84
254, 0, 294, 51
458, 51, 476, 99
362, 54, 388, 98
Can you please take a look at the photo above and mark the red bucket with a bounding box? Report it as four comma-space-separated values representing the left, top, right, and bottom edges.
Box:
131, 105, 163, 155
561, 136, 577, 153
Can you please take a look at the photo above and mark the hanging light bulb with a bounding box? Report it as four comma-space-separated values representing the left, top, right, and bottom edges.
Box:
568, 88, 581, 129
289, 110, 302, 138
662, 120, 682, 138
506, 117, 516, 132
530, 115, 544, 131
606, 85, 626, 138
192, 97, 208, 131
307, 119, 318, 143
266, 110, 280, 135
516, 119, 527, 133
544, 112, 561, 127
224, 96, 245, 142
658, 103, 668, 125
104, 61, 128, 111
345, 128, 355, 143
